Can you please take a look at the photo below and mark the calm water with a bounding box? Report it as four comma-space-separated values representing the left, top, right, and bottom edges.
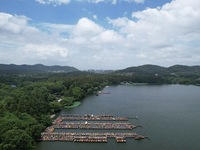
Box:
35, 85, 200, 150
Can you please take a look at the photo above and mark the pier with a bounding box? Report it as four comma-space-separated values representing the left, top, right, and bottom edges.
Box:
59, 114, 128, 121
41, 114, 148, 143
53, 122, 136, 130
40, 132, 147, 143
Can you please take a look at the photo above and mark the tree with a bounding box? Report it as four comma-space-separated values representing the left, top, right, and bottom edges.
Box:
71, 87, 84, 100
36, 114, 51, 127
1, 129, 34, 150
61, 97, 74, 106
3, 96, 18, 113
49, 101, 62, 113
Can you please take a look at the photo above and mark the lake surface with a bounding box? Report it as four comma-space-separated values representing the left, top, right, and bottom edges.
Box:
35, 85, 200, 150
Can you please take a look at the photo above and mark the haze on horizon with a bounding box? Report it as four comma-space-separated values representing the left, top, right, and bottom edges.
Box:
0, 0, 200, 70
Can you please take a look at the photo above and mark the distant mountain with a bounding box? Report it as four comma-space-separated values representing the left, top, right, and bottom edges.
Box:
0, 64, 79, 74
116, 64, 169, 75
116, 64, 200, 75
2, 64, 200, 76
87, 69, 114, 74
168, 65, 200, 74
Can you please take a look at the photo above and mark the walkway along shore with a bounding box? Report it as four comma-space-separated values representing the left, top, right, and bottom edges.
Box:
40, 114, 149, 143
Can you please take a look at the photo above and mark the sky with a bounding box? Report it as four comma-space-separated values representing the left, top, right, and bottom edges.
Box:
0, 0, 200, 70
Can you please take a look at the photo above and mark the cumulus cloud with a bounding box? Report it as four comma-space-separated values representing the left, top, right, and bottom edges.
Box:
73, 18, 104, 37
88, 0, 145, 4
36, 0, 70, 5
0, 13, 30, 34
1, 0, 200, 69
35, 0, 145, 5
24, 44, 68, 58
108, 0, 200, 67
0, 12, 125, 69
0, 12, 69, 65
80, 0, 145, 4
125, 0, 144, 3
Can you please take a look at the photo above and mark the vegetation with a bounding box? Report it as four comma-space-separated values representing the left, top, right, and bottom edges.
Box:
1, 64, 200, 149
0, 73, 111, 149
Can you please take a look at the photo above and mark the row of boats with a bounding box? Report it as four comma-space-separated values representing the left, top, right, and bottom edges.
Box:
59, 115, 129, 122
52, 115, 129, 126
52, 122, 136, 130
41, 114, 148, 143
40, 132, 147, 143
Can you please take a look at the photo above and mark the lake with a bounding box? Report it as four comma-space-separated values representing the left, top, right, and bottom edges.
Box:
35, 85, 200, 150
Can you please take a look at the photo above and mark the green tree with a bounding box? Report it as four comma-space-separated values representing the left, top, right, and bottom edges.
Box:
61, 97, 74, 106
71, 87, 84, 100
49, 101, 62, 113
1, 129, 34, 150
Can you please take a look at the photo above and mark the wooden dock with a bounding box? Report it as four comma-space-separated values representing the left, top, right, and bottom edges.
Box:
40, 132, 147, 143
59, 114, 128, 121
41, 114, 148, 143
53, 122, 136, 130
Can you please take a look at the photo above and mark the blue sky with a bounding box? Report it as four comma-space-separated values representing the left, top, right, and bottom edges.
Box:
0, 0, 200, 69
0, 0, 169, 24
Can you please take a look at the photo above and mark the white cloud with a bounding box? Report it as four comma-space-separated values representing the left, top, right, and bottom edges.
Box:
24, 44, 68, 58
35, 0, 145, 5
88, 0, 105, 3
0, 12, 70, 66
1, 0, 200, 69
0, 12, 125, 69
0, 13, 29, 34
91, 30, 124, 44
36, 0, 70, 5
37, 23, 73, 38
107, 17, 132, 28
107, 0, 200, 67
111, 0, 116, 5
93, 15, 98, 20
73, 17, 104, 37
87, 0, 145, 4
125, 0, 144, 4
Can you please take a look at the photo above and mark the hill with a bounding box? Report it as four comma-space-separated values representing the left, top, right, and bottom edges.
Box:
116, 64, 168, 75
116, 64, 200, 76
168, 65, 200, 74
0, 64, 79, 74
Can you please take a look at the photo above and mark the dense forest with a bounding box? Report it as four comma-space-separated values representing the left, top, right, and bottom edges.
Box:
1, 64, 200, 149
0, 73, 109, 150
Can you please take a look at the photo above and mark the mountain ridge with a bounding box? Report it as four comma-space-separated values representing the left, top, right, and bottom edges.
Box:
0, 64, 79, 74
1, 64, 200, 75
116, 64, 200, 75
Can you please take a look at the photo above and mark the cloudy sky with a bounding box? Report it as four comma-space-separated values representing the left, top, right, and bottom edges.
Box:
0, 0, 200, 70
